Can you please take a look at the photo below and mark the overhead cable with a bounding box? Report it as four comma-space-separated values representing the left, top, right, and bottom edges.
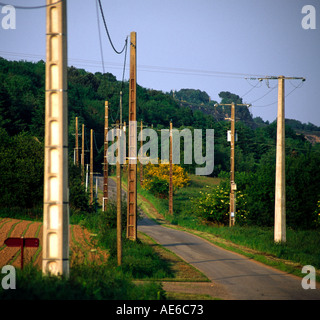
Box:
97, 0, 127, 55
95, 0, 105, 74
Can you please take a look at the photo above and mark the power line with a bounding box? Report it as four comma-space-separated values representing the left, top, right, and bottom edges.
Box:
95, 0, 105, 74
93, 130, 100, 154
251, 80, 305, 108
0, 50, 268, 80
249, 85, 278, 105
97, 0, 127, 55
0, 0, 63, 9
240, 80, 262, 99
120, 37, 128, 91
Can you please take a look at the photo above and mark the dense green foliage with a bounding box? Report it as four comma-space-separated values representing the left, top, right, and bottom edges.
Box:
0, 57, 320, 230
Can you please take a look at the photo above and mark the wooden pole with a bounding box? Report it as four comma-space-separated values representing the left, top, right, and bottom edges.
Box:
127, 31, 137, 241
81, 123, 85, 180
75, 117, 79, 166
229, 102, 235, 227
43, 0, 69, 277
90, 129, 94, 205
103, 101, 108, 211
123, 121, 126, 166
169, 121, 173, 215
117, 122, 122, 266
140, 120, 143, 186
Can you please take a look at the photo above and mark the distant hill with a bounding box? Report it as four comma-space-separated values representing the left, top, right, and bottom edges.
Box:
171, 88, 257, 129
252, 116, 320, 145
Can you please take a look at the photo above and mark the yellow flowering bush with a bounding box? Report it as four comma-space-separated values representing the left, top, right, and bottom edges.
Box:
142, 162, 190, 198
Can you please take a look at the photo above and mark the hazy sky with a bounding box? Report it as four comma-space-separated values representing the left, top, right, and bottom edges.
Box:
1, 0, 319, 125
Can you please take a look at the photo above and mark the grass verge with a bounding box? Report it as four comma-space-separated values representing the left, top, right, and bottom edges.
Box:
136, 174, 320, 283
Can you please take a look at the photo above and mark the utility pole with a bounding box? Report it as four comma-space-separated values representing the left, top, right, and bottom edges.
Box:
75, 117, 79, 166
86, 164, 89, 192
127, 31, 137, 241
43, 0, 69, 277
248, 75, 305, 242
169, 121, 173, 215
81, 123, 85, 180
214, 102, 250, 226
103, 101, 109, 211
90, 129, 94, 205
275, 76, 286, 243
123, 121, 126, 165
140, 120, 143, 186
230, 103, 236, 227
116, 121, 122, 266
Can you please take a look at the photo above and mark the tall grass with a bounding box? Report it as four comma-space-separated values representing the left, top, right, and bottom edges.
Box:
82, 201, 175, 281
0, 263, 165, 300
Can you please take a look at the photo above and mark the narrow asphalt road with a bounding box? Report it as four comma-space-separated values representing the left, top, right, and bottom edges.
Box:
102, 177, 320, 300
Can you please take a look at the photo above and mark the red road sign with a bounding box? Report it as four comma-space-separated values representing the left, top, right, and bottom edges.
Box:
4, 237, 39, 248
4, 237, 39, 269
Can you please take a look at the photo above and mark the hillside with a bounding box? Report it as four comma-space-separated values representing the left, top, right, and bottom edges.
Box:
172, 88, 257, 129
1, 57, 320, 230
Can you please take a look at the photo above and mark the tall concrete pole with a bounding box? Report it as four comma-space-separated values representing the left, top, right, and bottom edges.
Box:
43, 0, 69, 277
247, 75, 304, 241
274, 76, 286, 242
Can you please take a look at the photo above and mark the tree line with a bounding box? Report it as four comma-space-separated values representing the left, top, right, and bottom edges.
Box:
0, 57, 319, 229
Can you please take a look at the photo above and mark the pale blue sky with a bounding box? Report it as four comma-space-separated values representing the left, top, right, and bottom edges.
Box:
1, 0, 319, 125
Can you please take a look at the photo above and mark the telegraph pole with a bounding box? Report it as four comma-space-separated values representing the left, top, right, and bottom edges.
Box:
43, 0, 69, 277
248, 75, 305, 242
116, 121, 122, 266
214, 102, 250, 226
169, 121, 173, 215
81, 123, 85, 180
75, 117, 79, 166
140, 120, 143, 186
103, 101, 109, 211
123, 121, 126, 165
275, 76, 286, 243
90, 129, 94, 205
230, 103, 235, 227
127, 31, 137, 241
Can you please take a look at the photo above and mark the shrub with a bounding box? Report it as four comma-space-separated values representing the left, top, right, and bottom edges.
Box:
191, 184, 249, 226
142, 162, 190, 198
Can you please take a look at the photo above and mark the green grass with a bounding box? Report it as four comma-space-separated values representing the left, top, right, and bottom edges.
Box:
139, 174, 320, 281
0, 263, 165, 300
